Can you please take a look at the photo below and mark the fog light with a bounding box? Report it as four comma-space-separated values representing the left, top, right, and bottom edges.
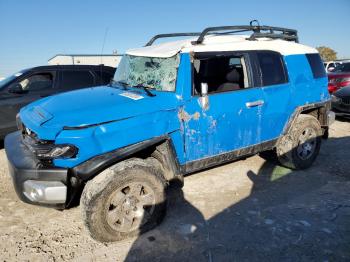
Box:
23, 180, 67, 204
29, 187, 43, 201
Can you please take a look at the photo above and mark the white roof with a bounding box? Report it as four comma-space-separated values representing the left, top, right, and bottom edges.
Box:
126, 35, 318, 58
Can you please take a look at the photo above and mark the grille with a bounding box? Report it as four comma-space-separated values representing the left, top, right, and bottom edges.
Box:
341, 98, 350, 105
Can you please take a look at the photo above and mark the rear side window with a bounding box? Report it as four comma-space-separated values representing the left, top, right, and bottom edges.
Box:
60, 70, 95, 89
257, 52, 288, 86
306, 53, 327, 78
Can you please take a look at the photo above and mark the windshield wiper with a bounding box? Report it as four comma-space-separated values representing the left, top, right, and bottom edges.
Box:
109, 79, 128, 90
132, 83, 156, 97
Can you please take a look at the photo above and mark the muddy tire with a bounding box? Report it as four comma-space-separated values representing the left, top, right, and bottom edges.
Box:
81, 158, 167, 242
276, 114, 322, 170
151, 148, 184, 188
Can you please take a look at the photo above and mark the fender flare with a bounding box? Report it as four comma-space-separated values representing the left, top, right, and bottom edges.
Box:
282, 100, 331, 137
72, 136, 169, 181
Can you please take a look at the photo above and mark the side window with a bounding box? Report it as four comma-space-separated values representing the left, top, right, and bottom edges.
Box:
60, 70, 95, 89
257, 52, 288, 86
193, 54, 250, 95
306, 53, 327, 78
12, 73, 53, 92
94, 70, 114, 85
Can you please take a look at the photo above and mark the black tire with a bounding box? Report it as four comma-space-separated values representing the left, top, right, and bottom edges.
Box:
151, 148, 184, 188
81, 158, 167, 242
276, 114, 322, 170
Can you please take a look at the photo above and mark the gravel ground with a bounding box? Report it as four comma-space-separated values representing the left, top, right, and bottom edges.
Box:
0, 120, 349, 261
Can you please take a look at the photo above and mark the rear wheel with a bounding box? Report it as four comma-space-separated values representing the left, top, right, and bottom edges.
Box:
276, 114, 322, 170
81, 158, 167, 242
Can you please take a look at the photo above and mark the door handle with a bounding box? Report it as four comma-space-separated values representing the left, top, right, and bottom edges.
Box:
245, 100, 264, 108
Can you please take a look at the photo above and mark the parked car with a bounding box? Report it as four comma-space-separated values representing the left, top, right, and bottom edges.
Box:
328, 62, 350, 93
0, 65, 116, 139
331, 84, 350, 118
5, 23, 334, 242
324, 61, 341, 72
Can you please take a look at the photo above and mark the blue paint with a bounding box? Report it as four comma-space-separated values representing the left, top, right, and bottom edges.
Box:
18, 52, 329, 169
182, 88, 265, 162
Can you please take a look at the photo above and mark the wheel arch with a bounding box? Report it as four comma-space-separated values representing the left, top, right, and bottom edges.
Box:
282, 100, 331, 138
71, 136, 182, 183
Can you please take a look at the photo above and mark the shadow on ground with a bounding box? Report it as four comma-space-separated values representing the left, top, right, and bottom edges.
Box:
124, 136, 350, 261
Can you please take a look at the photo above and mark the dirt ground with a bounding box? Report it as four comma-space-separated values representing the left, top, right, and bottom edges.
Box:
0, 120, 349, 262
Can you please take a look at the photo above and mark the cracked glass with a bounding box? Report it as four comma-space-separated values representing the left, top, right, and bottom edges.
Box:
113, 54, 180, 92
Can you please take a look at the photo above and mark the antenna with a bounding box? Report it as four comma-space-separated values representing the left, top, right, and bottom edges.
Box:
100, 27, 109, 84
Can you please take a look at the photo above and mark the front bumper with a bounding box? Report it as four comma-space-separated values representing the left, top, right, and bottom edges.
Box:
5, 132, 68, 208
332, 102, 350, 117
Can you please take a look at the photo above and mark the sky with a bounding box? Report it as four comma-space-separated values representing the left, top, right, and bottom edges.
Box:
0, 0, 349, 77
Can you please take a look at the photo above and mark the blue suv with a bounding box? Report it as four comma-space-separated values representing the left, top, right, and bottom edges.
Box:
5, 24, 334, 242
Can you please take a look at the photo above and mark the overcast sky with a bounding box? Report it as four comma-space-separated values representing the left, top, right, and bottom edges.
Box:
0, 0, 349, 77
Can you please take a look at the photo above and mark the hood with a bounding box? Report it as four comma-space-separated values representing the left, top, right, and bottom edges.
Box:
20, 85, 180, 139
334, 85, 350, 98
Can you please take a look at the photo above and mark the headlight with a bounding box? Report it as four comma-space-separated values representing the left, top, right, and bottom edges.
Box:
36, 144, 78, 159
331, 95, 341, 103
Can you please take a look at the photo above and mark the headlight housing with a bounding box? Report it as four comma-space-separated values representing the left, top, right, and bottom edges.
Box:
18, 118, 79, 160
331, 95, 341, 103
36, 144, 78, 160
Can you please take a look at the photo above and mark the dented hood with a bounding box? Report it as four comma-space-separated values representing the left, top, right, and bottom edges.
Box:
20, 85, 180, 139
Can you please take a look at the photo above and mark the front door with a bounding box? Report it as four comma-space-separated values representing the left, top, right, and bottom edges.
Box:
182, 52, 265, 163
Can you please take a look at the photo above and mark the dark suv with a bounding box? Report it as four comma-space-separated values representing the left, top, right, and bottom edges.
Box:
0, 65, 115, 139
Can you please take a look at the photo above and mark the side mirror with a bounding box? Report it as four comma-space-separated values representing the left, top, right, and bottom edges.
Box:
201, 83, 208, 96
199, 83, 209, 111
8, 83, 26, 94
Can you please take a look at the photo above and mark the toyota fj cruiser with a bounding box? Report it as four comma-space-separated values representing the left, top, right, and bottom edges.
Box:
5, 23, 334, 242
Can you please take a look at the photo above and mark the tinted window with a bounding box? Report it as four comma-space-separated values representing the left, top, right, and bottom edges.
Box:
306, 53, 327, 78
94, 70, 114, 85
257, 52, 288, 86
60, 70, 95, 89
334, 62, 350, 73
9, 73, 53, 92
0, 70, 27, 90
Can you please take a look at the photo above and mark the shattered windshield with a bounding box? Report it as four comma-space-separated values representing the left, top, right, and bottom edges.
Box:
113, 54, 179, 92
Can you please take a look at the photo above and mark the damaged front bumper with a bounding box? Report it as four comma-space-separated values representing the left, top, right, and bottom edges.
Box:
5, 132, 68, 208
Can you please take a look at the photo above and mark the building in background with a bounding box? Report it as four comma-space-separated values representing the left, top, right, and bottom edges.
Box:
48, 54, 123, 68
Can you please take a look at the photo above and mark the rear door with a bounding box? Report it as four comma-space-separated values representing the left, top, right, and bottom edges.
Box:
255, 51, 292, 141
57, 69, 96, 91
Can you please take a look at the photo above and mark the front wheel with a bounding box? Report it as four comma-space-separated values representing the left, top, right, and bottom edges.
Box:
80, 158, 167, 242
276, 114, 322, 170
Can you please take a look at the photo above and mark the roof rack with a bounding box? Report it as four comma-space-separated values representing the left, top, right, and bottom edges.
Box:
145, 20, 298, 46
145, 33, 201, 46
